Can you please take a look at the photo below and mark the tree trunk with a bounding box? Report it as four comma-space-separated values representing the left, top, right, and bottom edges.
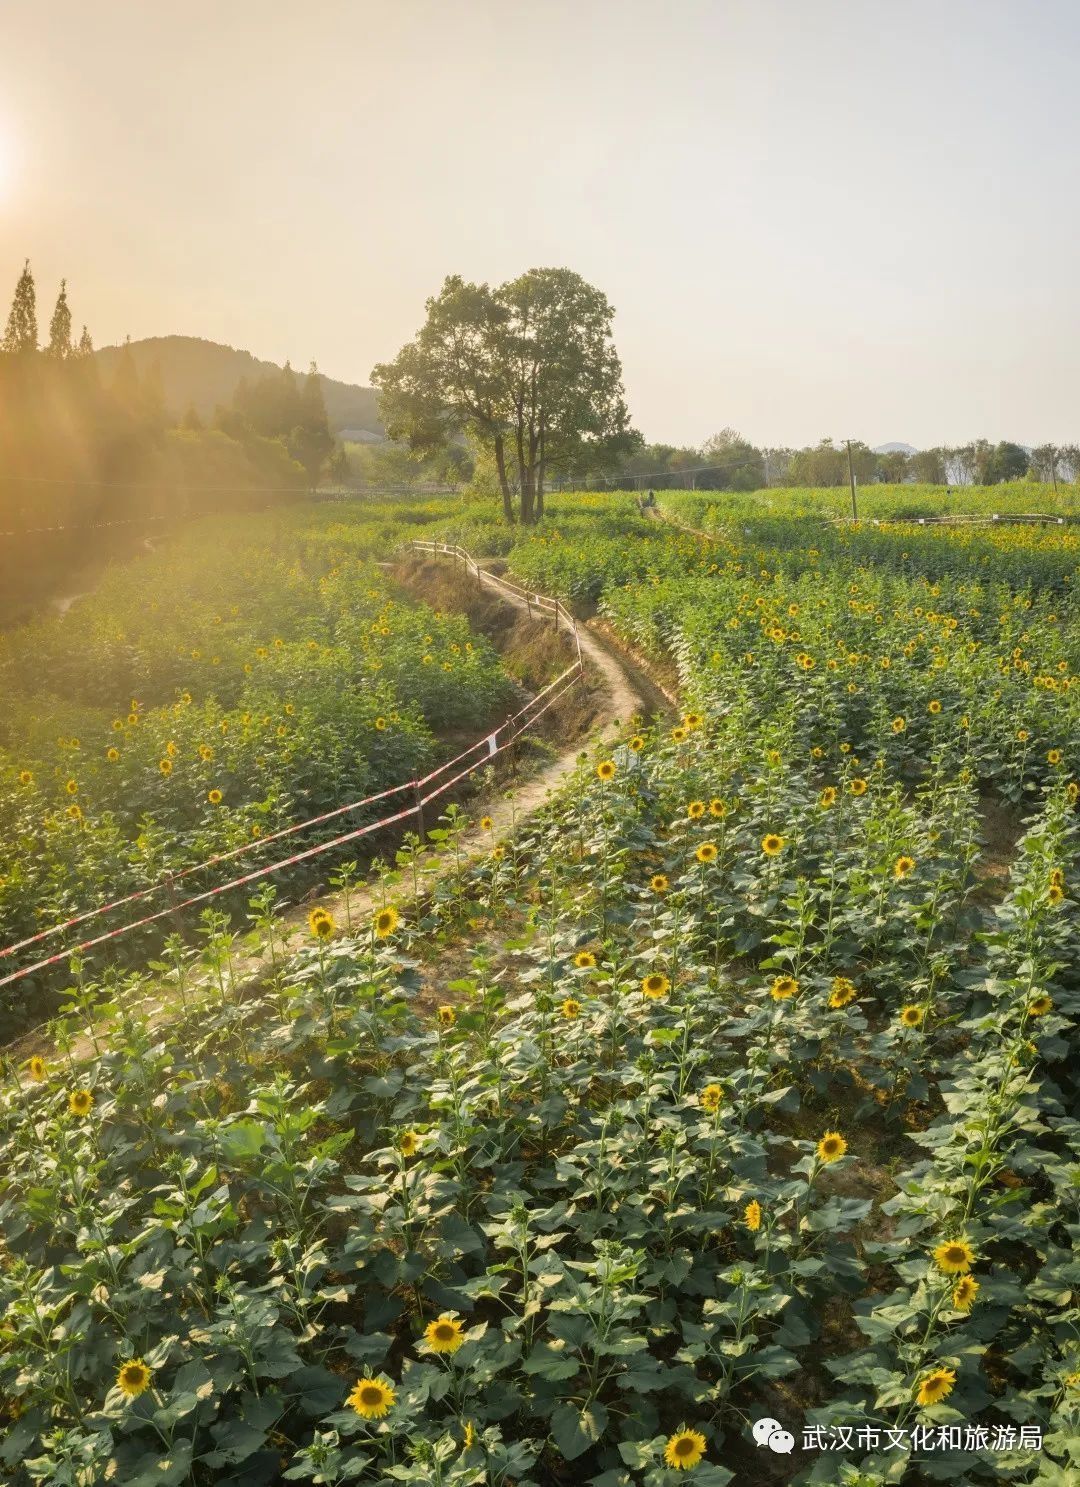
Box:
536, 413, 546, 520
494, 435, 515, 523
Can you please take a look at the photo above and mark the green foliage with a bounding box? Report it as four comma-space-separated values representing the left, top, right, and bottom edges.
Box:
0, 504, 516, 1032
2, 487, 1080, 1483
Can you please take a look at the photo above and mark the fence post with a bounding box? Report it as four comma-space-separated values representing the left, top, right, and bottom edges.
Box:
413, 781, 426, 844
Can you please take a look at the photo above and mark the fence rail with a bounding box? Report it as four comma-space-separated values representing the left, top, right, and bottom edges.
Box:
0, 545, 584, 993
830, 512, 1073, 528
408, 540, 583, 665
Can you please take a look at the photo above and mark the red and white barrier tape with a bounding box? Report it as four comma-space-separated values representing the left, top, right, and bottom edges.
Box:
0, 541, 583, 981
1, 657, 581, 966
0, 666, 582, 992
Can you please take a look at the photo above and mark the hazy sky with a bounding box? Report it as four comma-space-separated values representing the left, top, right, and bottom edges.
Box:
2, 0, 1079, 448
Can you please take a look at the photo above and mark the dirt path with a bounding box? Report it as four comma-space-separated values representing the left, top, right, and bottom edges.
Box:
7, 559, 673, 1067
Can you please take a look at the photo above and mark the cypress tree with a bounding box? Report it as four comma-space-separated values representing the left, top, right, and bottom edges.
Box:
47, 280, 73, 359
3, 259, 38, 354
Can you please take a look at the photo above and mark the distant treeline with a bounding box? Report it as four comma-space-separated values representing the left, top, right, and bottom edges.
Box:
0, 260, 342, 621
571, 432, 1078, 492
350, 429, 1080, 500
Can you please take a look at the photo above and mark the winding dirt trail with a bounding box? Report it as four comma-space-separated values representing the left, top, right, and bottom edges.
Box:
7, 557, 673, 1067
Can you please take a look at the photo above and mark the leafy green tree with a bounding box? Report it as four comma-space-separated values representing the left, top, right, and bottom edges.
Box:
875, 449, 910, 483
911, 447, 947, 484
288, 362, 334, 488
699, 429, 765, 490
987, 441, 1030, 483
3, 259, 37, 354
47, 279, 72, 359
788, 438, 847, 487
372, 268, 637, 523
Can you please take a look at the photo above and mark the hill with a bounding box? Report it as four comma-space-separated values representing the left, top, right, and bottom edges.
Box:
95, 335, 382, 435
873, 441, 918, 454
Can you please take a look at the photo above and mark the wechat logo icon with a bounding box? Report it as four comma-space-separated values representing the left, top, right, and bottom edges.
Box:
753, 1417, 795, 1455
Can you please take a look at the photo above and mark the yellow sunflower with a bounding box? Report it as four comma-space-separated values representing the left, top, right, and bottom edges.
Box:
928, 699, 942, 714
27, 1055, 47, 1081
744, 1199, 762, 1231
817, 1130, 847, 1163
894, 855, 916, 879
952, 1276, 979, 1312
374, 906, 399, 938
596, 760, 616, 781
437, 1005, 456, 1028
424, 1315, 466, 1354
116, 1359, 152, 1399
829, 976, 858, 1008
761, 833, 785, 857
671, 725, 689, 743
398, 1130, 420, 1158
708, 798, 726, 817
479, 816, 494, 831
934, 1238, 976, 1274
207, 789, 223, 805
663, 1429, 706, 1471
69, 1088, 94, 1117
574, 950, 597, 969
347, 1377, 396, 1419
900, 1005, 924, 1028
561, 998, 582, 1020
916, 1368, 956, 1407
650, 874, 669, 893
695, 842, 718, 864
309, 908, 335, 939
819, 786, 837, 808
1027, 994, 1053, 1016
687, 800, 705, 820
770, 975, 799, 1001
642, 972, 670, 999
629, 735, 645, 751
700, 1083, 723, 1112
849, 778, 868, 796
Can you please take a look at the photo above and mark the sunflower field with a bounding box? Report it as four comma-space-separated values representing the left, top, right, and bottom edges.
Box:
0, 505, 516, 1033
0, 491, 1078, 1485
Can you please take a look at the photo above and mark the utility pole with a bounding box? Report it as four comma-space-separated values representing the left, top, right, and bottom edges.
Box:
1050, 446, 1059, 495
845, 440, 858, 521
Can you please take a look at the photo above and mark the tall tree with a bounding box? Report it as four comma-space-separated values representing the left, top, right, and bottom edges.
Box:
875, 449, 910, 484
986, 440, 1029, 483
47, 279, 72, 359
910, 447, 947, 484
288, 361, 334, 488
699, 428, 765, 490
372, 269, 637, 524
3, 259, 37, 354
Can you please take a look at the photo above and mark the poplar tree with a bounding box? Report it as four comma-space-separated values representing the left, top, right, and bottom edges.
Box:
47, 279, 72, 359
3, 259, 37, 354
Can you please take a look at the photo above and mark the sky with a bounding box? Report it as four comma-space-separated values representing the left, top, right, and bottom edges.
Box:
2, 0, 1079, 449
